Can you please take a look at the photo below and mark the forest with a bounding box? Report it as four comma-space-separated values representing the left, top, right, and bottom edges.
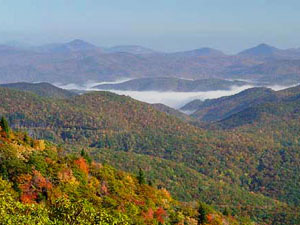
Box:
1, 85, 300, 224
0, 118, 244, 225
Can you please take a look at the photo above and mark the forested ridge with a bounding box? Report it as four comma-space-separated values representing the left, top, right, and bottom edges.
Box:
0, 82, 77, 99
1, 86, 300, 224
184, 85, 300, 122
0, 121, 243, 224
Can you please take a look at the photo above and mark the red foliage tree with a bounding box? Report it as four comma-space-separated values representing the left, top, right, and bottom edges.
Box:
74, 157, 89, 175
18, 171, 52, 203
155, 207, 167, 224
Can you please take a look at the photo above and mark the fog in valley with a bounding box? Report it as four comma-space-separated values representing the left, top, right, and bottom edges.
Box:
54, 80, 300, 109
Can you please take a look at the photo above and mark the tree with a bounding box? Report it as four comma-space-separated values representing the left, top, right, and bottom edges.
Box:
197, 203, 208, 225
80, 149, 92, 164
0, 116, 10, 135
223, 207, 230, 216
137, 168, 146, 185
148, 179, 153, 186
24, 132, 30, 144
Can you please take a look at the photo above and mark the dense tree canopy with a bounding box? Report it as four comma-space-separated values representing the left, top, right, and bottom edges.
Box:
0, 128, 244, 225
1, 86, 300, 224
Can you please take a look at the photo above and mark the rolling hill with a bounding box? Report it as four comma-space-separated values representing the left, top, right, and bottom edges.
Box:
1, 124, 236, 224
183, 84, 300, 123
238, 43, 280, 57
183, 87, 278, 122
1, 86, 300, 224
0, 82, 77, 99
151, 103, 193, 122
93, 77, 249, 92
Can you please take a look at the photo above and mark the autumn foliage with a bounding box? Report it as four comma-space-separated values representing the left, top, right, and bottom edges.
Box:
74, 157, 89, 175
0, 129, 241, 224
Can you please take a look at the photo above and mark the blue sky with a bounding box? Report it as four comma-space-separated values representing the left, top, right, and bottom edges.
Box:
0, 0, 299, 53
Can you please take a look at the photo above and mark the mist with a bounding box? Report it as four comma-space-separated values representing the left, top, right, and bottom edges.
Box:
93, 86, 255, 109
53, 78, 132, 90
54, 82, 254, 108
54, 81, 300, 109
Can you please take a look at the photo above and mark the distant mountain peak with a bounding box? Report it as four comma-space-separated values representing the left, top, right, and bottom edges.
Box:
65, 39, 96, 50
257, 43, 273, 48
35, 39, 98, 53
238, 43, 279, 56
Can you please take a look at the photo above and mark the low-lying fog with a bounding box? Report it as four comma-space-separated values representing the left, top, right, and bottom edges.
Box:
54, 81, 299, 109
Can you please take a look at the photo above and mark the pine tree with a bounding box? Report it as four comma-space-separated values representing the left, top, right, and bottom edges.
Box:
223, 207, 230, 216
0, 116, 10, 135
24, 132, 30, 144
80, 149, 92, 164
137, 168, 146, 185
197, 203, 208, 225
148, 179, 153, 186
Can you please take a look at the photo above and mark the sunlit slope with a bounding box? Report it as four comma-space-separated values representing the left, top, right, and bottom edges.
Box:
0, 125, 241, 224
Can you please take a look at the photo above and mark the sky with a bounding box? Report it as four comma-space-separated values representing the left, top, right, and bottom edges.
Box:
0, 0, 299, 53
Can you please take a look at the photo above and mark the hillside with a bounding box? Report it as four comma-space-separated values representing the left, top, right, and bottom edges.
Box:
180, 99, 203, 113
238, 43, 280, 57
0, 87, 201, 151
91, 147, 296, 224
0, 82, 77, 99
151, 103, 193, 122
216, 85, 300, 129
34, 39, 100, 53
184, 87, 278, 122
182, 85, 300, 122
93, 77, 248, 92
205, 89, 300, 208
0, 122, 241, 224
238, 43, 300, 60
1, 87, 300, 224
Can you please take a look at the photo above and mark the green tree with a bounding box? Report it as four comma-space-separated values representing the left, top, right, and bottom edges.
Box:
80, 149, 92, 164
197, 203, 208, 225
223, 207, 230, 216
0, 116, 10, 135
137, 167, 146, 185
23, 132, 30, 144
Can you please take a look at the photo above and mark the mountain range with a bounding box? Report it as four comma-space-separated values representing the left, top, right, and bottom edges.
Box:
0, 39, 300, 86
2, 39, 300, 224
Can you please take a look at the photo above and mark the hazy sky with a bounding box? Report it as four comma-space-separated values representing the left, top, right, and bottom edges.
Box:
0, 0, 299, 53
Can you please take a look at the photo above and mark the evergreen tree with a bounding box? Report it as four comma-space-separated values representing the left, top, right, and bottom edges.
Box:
223, 207, 230, 216
80, 149, 92, 164
137, 168, 146, 185
24, 132, 30, 144
148, 179, 153, 186
197, 203, 208, 225
0, 116, 10, 135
